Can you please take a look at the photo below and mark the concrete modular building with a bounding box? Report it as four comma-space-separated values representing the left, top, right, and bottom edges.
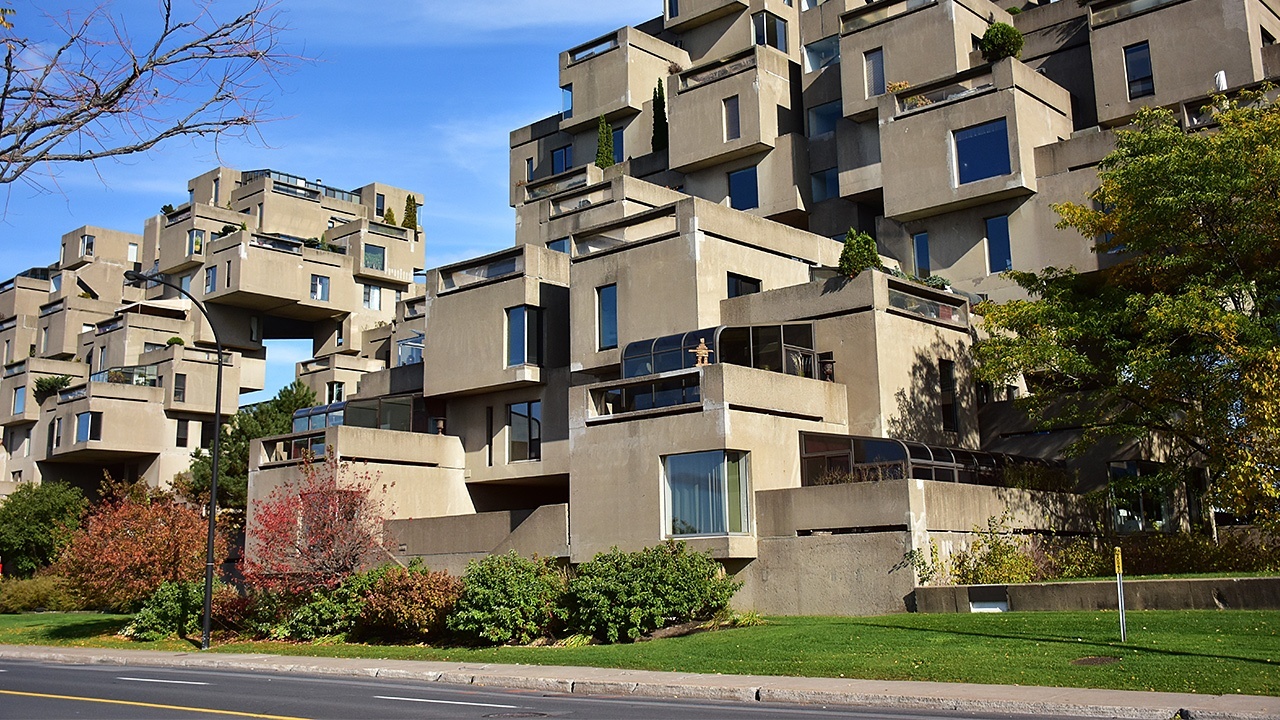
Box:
0, 168, 423, 499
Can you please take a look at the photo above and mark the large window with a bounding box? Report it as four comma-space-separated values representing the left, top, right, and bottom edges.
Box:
668, 0, 679, 17
811, 167, 838, 203
666, 451, 749, 536
597, 284, 618, 350
362, 284, 381, 310
864, 48, 885, 97
807, 100, 841, 138
508, 400, 541, 462
173, 373, 186, 403
985, 215, 1012, 274
506, 305, 542, 366
75, 411, 102, 443
310, 274, 330, 301
364, 244, 386, 271
954, 119, 1011, 185
1124, 41, 1154, 99
913, 232, 930, 277
728, 166, 759, 210
326, 381, 345, 404
723, 96, 741, 141
561, 84, 573, 119
804, 35, 840, 72
752, 12, 787, 52
552, 145, 573, 175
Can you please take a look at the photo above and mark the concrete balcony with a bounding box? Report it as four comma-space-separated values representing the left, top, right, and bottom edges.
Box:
44, 380, 167, 462
201, 234, 355, 322
156, 202, 250, 276
37, 295, 119, 359
668, 46, 794, 172
0, 358, 87, 427
839, 0, 1009, 121
388, 504, 571, 573
663, 0, 747, 32
558, 27, 689, 133
325, 219, 420, 286
0, 273, 52, 320
879, 58, 1073, 221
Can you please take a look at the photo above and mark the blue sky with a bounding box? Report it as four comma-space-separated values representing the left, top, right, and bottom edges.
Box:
0, 0, 646, 403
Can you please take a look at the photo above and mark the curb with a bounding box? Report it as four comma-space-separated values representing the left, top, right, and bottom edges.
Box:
0, 646, 1275, 720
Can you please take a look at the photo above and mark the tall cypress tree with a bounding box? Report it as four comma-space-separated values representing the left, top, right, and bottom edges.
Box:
595, 115, 615, 169
402, 194, 418, 229
652, 79, 668, 152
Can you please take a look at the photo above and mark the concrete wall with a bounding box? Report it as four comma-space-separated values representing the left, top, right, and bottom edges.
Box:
916, 576, 1280, 612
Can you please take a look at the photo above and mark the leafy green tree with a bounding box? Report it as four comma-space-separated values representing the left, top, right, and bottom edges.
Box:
595, 115, 615, 169
402, 195, 418, 229
652, 80, 668, 153
976, 96, 1280, 532
0, 482, 86, 577
837, 229, 882, 277
979, 22, 1023, 62
183, 381, 317, 515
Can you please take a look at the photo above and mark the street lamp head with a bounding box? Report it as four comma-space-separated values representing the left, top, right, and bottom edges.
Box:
123, 269, 148, 285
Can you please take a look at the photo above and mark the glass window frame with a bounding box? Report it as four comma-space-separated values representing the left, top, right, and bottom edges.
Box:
552, 145, 573, 175
954, 118, 1012, 185
506, 305, 542, 367
664, 450, 750, 537
1124, 41, 1155, 100
362, 283, 381, 311
596, 284, 618, 351
913, 232, 930, 277
723, 95, 741, 141
310, 274, 331, 302
803, 35, 840, 73
985, 215, 1012, 274
752, 11, 788, 53
507, 399, 542, 462
864, 48, 885, 97
728, 166, 759, 210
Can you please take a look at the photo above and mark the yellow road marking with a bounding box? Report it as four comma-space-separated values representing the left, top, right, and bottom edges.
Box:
0, 689, 310, 719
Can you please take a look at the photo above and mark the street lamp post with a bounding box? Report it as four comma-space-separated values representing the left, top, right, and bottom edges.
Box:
124, 270, 223, 650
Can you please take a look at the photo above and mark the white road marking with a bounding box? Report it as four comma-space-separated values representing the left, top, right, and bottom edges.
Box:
118, 676, 210, 686
374, 695, 520, 709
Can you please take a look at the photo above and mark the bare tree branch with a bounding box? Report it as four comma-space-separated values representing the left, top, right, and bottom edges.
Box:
0, 0, 290, 188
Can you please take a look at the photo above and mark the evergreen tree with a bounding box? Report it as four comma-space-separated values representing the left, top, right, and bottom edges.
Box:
595, 115, 616, 169
382, 207, 397, 226
652, 80, 668, 153
837, 229, 882, 277
402, 194, 418, 229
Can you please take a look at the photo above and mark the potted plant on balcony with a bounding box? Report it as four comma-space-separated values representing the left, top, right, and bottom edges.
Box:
33, 375, 72, 402
838, 229, 883, 278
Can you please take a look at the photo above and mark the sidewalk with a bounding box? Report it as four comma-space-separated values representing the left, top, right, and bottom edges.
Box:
1, 644, 1276, 720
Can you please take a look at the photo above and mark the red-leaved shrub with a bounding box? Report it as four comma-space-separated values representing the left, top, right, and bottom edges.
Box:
356, 566, 462, 642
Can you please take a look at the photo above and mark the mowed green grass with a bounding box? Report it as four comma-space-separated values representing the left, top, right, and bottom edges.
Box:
0, 610, 1275, 696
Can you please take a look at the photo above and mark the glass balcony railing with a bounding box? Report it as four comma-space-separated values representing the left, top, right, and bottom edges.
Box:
58, 386, 87, 402
593, 369, 702, 417
568, 34, 619, 63
241, 169, 361, 204
3, 360, 26, 377
249, 234, 303, 255
90, 365, 160, 387
887, 287, 969, 326
440, 254, 523, 291
896, 73, 994, 114
841, 0, 935, 33
526, 170, 588, 201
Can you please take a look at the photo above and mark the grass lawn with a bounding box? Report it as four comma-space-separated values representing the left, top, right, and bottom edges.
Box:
0, 610, 1275, 696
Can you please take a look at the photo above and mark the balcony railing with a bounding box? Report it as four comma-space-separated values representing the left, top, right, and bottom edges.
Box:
550, 187, 613, 217
95, 317, 124, 334
164, 204, 193, 226
0, 317, 15, 332
1090, 0, 1181, 25
592, 369, 702, 417
0, 280, 11, 294
58, 386, 87, 402
679, 50, 757, 92
841, 0, 935, 33
90, 365, 160, 387
38, 300, 64, 317
440, 253, 524, 291
568, 34, 619, 63
3, 360, 25, 377
368, 222, 409, 240
526, 170, 588, 201
249, 234, 303, 255
261, 431, 328, 464
887, 287, 969, 326
896, 72, 994, 114
241, 169, 361, 204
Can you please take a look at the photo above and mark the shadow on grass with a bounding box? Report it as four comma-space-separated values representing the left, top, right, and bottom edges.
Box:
40, 617, 129, 641
859, 620, 1277, 667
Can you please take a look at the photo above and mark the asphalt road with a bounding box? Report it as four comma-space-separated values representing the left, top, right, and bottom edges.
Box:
0, 659, 1103, 720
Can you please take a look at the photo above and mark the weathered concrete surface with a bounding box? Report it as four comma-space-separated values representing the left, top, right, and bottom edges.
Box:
0, 644, 1276, 720
916, 577, 1280, 613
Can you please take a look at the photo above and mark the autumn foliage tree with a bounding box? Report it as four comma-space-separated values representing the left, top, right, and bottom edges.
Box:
976, 95, 1280, 533
53, 478, 227, 611
242, 453, 392, 596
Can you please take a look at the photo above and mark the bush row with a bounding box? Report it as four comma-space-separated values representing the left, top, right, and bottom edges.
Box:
125, 541, 740, 646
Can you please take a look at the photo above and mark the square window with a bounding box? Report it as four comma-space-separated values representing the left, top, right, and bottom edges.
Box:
1124, 41, 1154, 99
810, 167, 838, 203
804, 35, 840, 73
728, 167, 759, 210
752, 12, 787, 53
79, 234, 95, 257
547, 237, 570, 254
597, 284, 618, 350
364, 244, 386, 271
865, 48, 885, 97
310, 274, 330, 301
954, 119, 1011, 185
913, 232, 930, 277
75, 411, 102, 443
508, 400, 542, 461
375, 193, 385, 217
723, 96, 741, 141
666, 450, 749, 536
326, 381, 345, 404
727, 273, 762, 298
985, 215, 1012, 274
807, 100, 841, 138
552, 145, 573, 175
